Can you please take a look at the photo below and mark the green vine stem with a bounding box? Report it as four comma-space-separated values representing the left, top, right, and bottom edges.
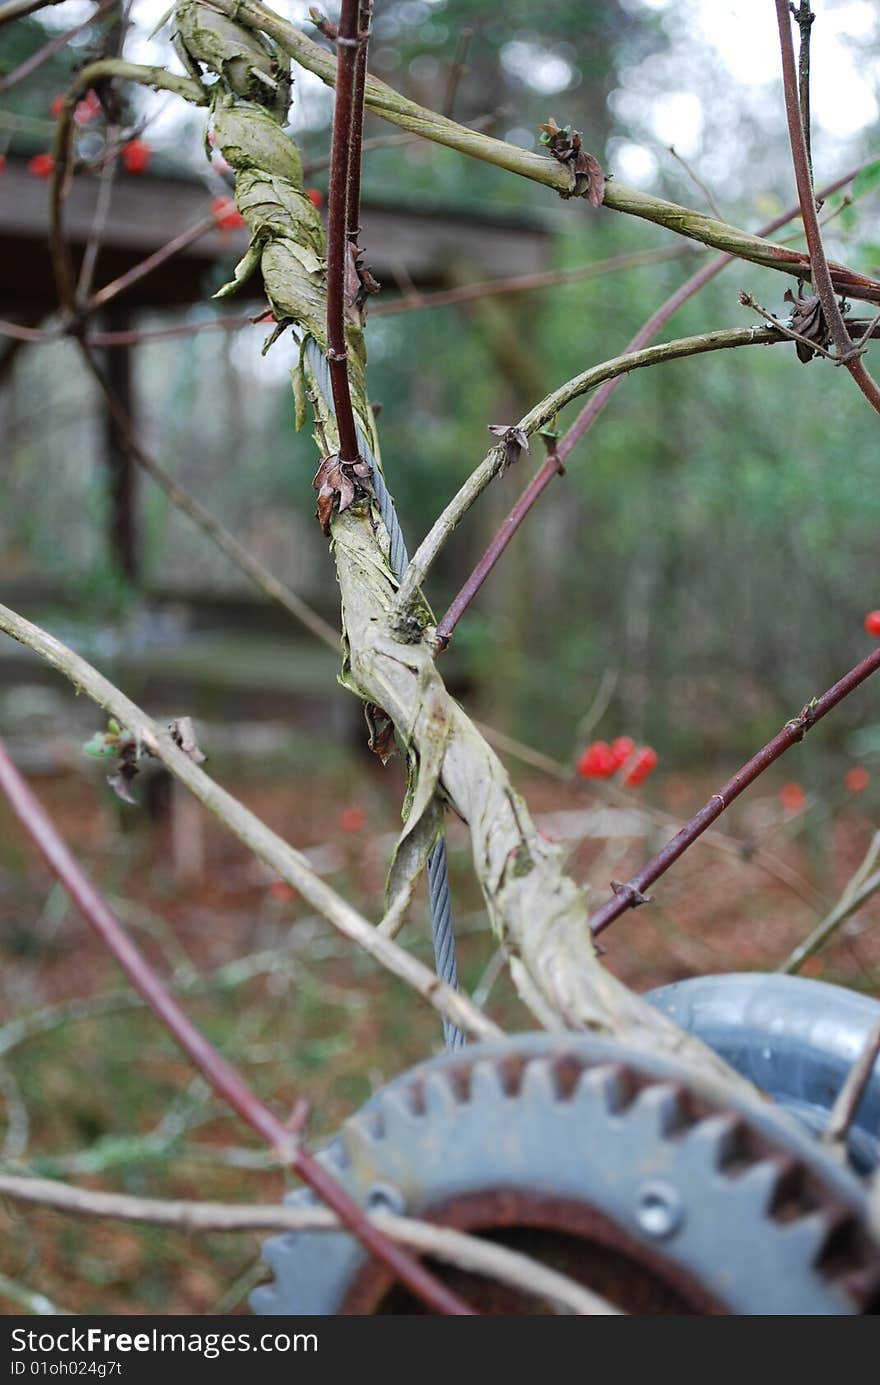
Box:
202, 0, 880, 305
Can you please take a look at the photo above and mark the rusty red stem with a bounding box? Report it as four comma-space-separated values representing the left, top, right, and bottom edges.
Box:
0, 737, 473, 1315
345, 1, 372, 244
325, 0, 366, 462
437, 452, 563, 646
775, 0, 880, 415
436, 161, 869, 640
88, 211, 217, 312
589, 645, 880, 937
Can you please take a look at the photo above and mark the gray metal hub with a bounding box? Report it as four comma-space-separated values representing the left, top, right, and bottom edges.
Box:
252, 1030, 880, 1315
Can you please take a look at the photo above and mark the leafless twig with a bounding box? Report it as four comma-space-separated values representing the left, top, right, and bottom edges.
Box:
0, 1174, 619, 1315
0, 735, 475, 1315
823, 1017, 880, 1151
590, 647, 880, 936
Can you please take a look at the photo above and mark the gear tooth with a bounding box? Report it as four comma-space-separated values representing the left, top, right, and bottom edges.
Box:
682, 1112, 744, 1172
250, 1282, 282, 1315
628, 1082, 688, 1140
376, 1085, 425, 1140
469, 1058, 507, 1108
261, 1231, 297, 1277
321, 1138, 351, 1175
778, 1209, 842, 1268
344, 1105, 386, 1154
423, 1069, 462, 1122
575, 1062, 634, 1115
521, 1056, 562, 1108
724, 1158, 787, 1217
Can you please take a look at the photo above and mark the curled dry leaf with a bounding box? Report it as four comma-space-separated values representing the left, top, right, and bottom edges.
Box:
488, 423, 530, 468
345, 242, 381, 315
169, 717, 206, 765
783, 286, 830, 363
538, 118, 605, 205
364, 702, 397, 763
312, 452, 373, 536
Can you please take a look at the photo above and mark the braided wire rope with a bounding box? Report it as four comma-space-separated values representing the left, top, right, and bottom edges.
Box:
304, 337, 464, 1047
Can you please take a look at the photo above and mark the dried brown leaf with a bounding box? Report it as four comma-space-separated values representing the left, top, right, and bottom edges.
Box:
783, 286, 829, 363
365, 702, 397, 763
488, 423, 530, 467
169, 716, 206, 765
312, 452, 373, 535
538, 118, 605, 205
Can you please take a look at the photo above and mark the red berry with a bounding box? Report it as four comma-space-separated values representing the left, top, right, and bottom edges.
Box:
610, 736, 636, 769
268, 880, 296, 901
306, 187, 324, 208
576, 741, 617, 780
28, 153, 54, 179
50, 94, 65, 119
338, 805, 366, 833
0, 154, 5, 175
845, 766, 870, 793
122, 139, 151, 174
622, 746, 659, 787
211, 195, 245, 230
74, 89, 101, 125
865, 610, 880, 637
779, 781, 807, 813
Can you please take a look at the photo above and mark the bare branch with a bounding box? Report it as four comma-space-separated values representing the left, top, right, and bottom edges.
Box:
823, 1017, 880, 1151
324, 0, 368, 463
780, 832, 880, 973
738, 289, 836, 361
0, 0, 116, 93
202, 0, 880, 304
775, 0, 880, 413
589, 647, 880, 937
371, 245, 691, 319
396, 325, 783, 627
79, 343, 341, 650
0, 0, 67, 26
410, 162, 872, 637
0, 602, 500, 1047
0, 1271, 70, 1317
0, 734, 474, 1315
668, 144, 723, 220
87, 212, 217, 313
49, 60, 208, 315
0, 1174, 618, 1315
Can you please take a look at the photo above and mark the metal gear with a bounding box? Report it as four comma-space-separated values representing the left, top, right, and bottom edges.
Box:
251, 1032, 880, 1315
646, 973, 880, 1173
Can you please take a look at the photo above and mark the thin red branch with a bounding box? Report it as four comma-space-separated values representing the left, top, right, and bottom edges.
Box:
87, 314, 258, 347
88, 211, 217, 312
325, 0, 366, 462
0, 319, 50, 342
0, 737, 473, 1315
442, 26, 473, 119
436, 449, 563, 647
0, 0, 115, 93
345, 0, 372, 243
436, 163, 869, 641
371, 245, 690, 319
589, 645, 880, 937
775, 0, 880, 415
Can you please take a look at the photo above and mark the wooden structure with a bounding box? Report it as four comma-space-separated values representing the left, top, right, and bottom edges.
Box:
0, 158, 552, 313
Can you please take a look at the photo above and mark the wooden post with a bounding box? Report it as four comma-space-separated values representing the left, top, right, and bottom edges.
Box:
101, 311, 138, 583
